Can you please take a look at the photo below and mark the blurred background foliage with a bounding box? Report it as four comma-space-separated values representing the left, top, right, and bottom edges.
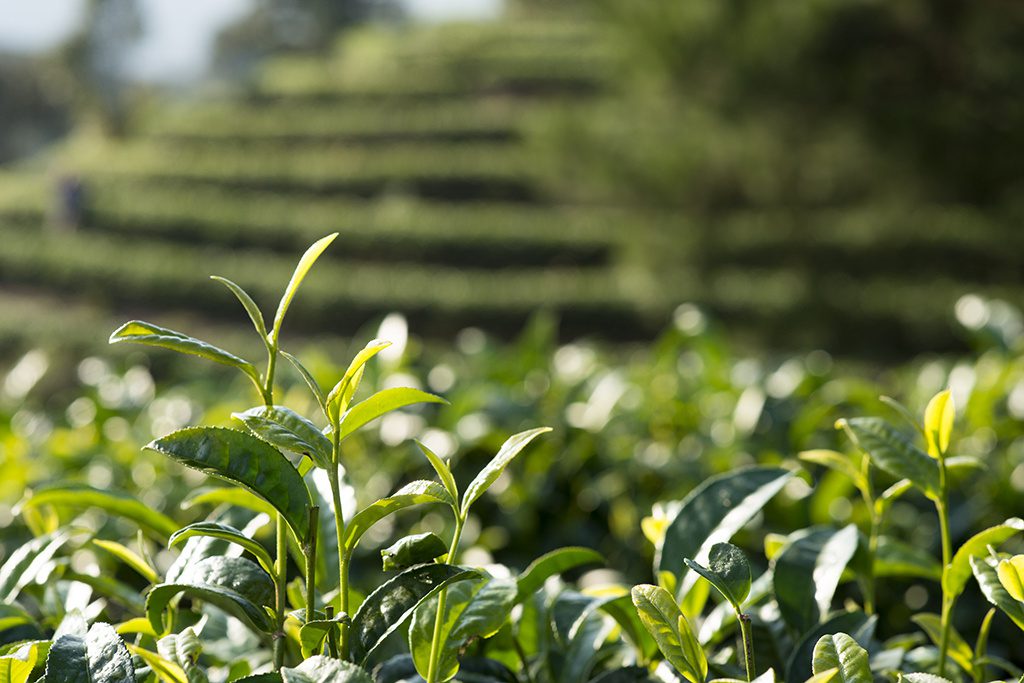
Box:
1, 0, 1024, 663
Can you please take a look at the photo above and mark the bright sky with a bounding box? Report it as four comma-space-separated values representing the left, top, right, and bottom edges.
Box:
0, 0, 502, 82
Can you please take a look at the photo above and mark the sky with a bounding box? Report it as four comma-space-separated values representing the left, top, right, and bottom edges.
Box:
0, 0, 502, 83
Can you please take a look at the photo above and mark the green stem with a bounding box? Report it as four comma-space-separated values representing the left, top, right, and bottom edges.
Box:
328, 452, 349, 659
936, 458, 954, 679
863, 510, 880, 616
427, 516, 465, 683
738, 613, 755, 682
263, 341, 278, 406
305, 506, 319, 623
273, 513, 288, 670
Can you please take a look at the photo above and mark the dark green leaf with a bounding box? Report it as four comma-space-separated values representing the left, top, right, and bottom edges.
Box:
409, 574, 517, 682
838, 418, 939, 500
943, 518, 1024, 600
21, 486, 177, 540
630, 585, 706, 683
233, 405, 333, 471
874, 536, 941, 580
684, 543, 751, 610
146, 427, 312, 542
109, 320, 259, 386
281, 656, 373, 683
381, 533, 448, 572
516, 547, 604, 603
774, 525, 858, 635
169, 522, 274, 576
658, 467, 793, 595
146, 556, 275, 635
811, 633, 871, 683
338, 388, 447, 443
44, 622, 133, 683
349, 563, 478, 665
462, 428, 551, 516
341, 481, 453, 554
785, 612, 875, 683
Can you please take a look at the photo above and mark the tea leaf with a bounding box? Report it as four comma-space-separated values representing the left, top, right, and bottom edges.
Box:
630, 585, 707, 683
838, 418, 939, 500
900, 675, 954, 683
210, 276, 267, 342
22, 485, 178, 540
381, 533, 448, 572
109, 320, 260, 387
181, 488, 276, 519
0, 604, 36, 634
146, 427, 312, 543
325, 340, 391, 420
0, 530, 75, 602
349, 563, 478, 665
874, 536, 941, 579
234, 405, 333, 471
92, 539, 159, 584
44, 622, 133, 683
414, 440, 459, 504
785, 611, 875, 683
684, 542, 751, 611
811, 632, 871, 683
798, 450, 866, 493
561, 608, 617, 683
337, 388, 447, 443
341, 480, 454, 554
169, 522, 275, 576
127, 644, 188, 683
281, 656, 373, 683
271, 233, 338, 344
0, 641, 42, 683
146, 556, 275, 634
658, 466, 793, 594
281, 351, 327, 413
923, 389, 954, 458
996, 555, 1024, 602
971, 554, 1024, 631
462, 427, 551, 516
115, 618, 157, 637
912, 613, 973, 676
516, 546, 605, 602
774, 525, 859, 636
409, 573, 518, 682
943, 518, 1024, 599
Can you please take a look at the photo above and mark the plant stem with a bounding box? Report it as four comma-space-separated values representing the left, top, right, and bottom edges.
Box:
738, 613, 755, 682
863, 510, 880, 616
936, 457, 954, 679
328, 458, 349, 659
273, 513, 288, 670
305, 506, 319, 623
426, 516, 465, 683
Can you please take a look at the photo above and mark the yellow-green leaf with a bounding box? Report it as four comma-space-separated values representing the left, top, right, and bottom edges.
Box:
924, 390, 954, 458
996, 555, 1024, 602
272, 233, 338, 343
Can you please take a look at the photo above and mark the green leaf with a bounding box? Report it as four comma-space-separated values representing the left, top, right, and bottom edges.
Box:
0, 530, 74, 602
561, 607, 617, 683
837, 418, 939, 500
923, 389, 954, 458
971, 554, 1024, 631
44, 622, 133, 683
281, 656, 373, 683
298, 616, 348, 659
169, 522, 274, 576
461, 427, 551, 516
911, 613, 973, 676
785, 611, 875, 683
146, 556, 275, 635
943, 518, 1024, 599
874, 536, 941, 580
349, 563, 478, 665
798, 450, 866, 493
281, 350, 327, 414
409, 573, 517, 682
997, 555, 1024, 602
326, 340, 391, 419
630, 585, 707, 683
91, 539, 159, 584
415, 441, 459, 505
381, 533, 448, 572
22, 485, 178, 540
900, 675, 954, 683
181, 488, 276, 518
156, 627, 204, 683
811, 633, 871, 683
658, 466, 793, 595
516, 547, 604, 603
146, 427, 312, 542
774, 525, 859, 635
233, 405, 333, 471
210, 276, 267, 342
127, 644, 188, 683
109, 320, 260, 386
338, 388, 447, 443
0, 641, 43, 683
684, 543, 751, 611
341, 480, 453, 554
272, 233, 338, 343
0, 603, 36, 633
